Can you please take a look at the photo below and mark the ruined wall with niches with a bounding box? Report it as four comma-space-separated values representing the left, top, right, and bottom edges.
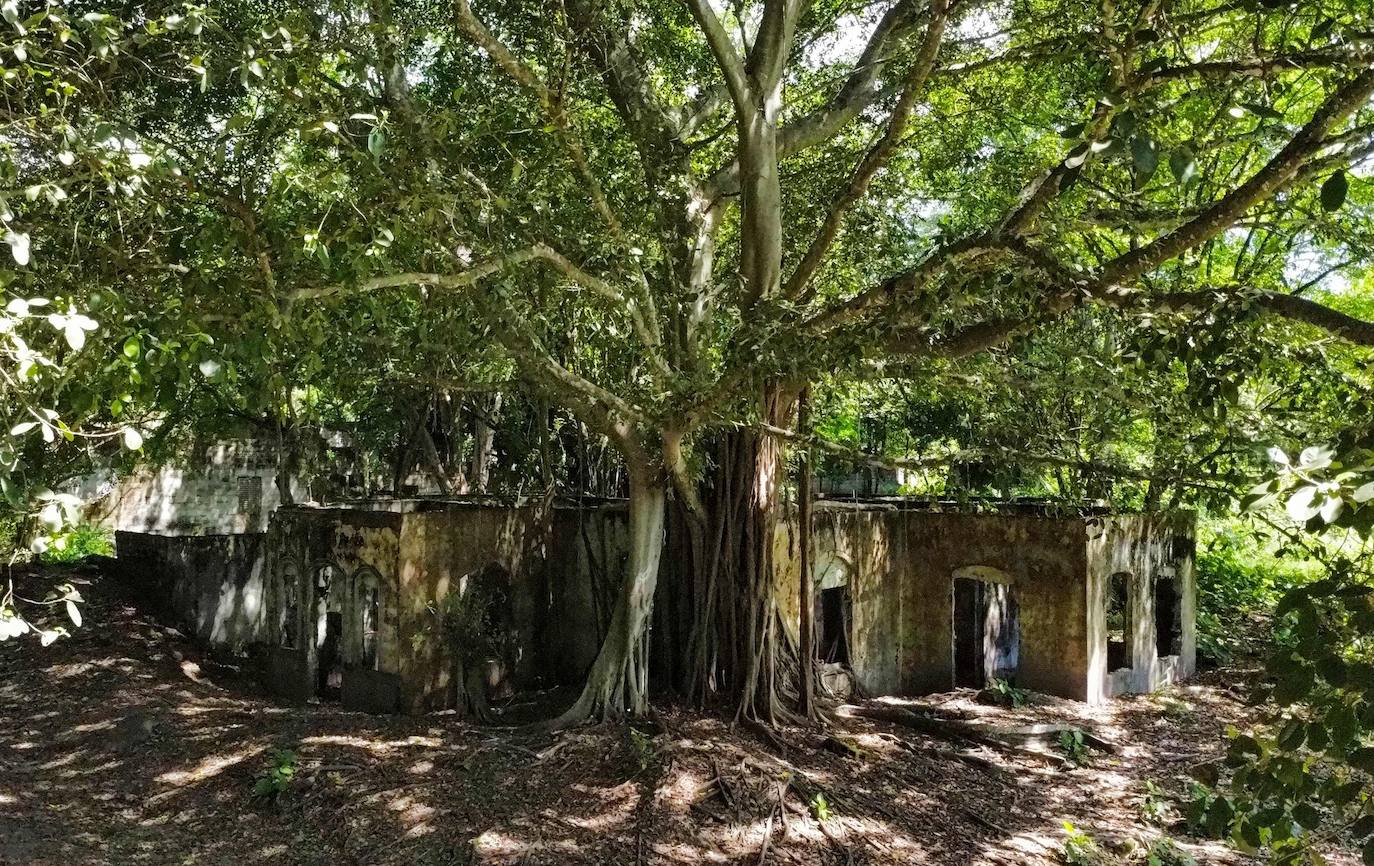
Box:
775, 505, 1091, 701
263, 507, 404, 708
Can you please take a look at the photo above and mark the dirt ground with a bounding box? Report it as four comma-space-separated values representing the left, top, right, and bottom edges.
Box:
0, 566, 1357, 865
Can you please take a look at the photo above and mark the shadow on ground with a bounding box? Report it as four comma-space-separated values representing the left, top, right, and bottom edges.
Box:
0, 567, 1306, 865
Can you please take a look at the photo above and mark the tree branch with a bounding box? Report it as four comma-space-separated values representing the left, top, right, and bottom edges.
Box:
782, 0, 949, 301
1100, 69, 1374, 285
682, 0, 752, 117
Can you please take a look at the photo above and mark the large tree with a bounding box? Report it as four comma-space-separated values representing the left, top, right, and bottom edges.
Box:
6, 0, 1374, 726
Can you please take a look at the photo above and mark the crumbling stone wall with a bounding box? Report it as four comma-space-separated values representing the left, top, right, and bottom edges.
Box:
83, 439, 293, 534
114, 530, 268, 652
1086, 512, 1197, 701
774, 504, 1196, 704
119, 494, 1194, 714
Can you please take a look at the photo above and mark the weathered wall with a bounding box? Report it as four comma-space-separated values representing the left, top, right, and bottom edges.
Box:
391, 501, 619, 712
264, 507, 403, 709
545, 504, 629, 686
393, 503, 537, 712
113, 530, 268, 652
79, 440, 293, 535
1087, 512, 1197, 702
130, 494, 1194, 714
775, 506, 1093, 700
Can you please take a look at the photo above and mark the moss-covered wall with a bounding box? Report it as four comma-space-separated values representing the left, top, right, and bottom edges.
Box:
774, 506, 1091, 700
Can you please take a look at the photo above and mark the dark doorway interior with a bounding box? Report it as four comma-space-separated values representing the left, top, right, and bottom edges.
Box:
318, 611, 343, 699
1107, 572, 1133, 672
817, 586, 851, 665
1155, 576, 1182, 657
953, 578, 984, 687
953, 578, 1020, 688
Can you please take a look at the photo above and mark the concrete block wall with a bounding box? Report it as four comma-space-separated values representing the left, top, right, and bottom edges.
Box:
78, 439, 294, 535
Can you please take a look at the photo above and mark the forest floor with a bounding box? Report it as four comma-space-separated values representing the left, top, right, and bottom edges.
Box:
0, 565, 1359, 866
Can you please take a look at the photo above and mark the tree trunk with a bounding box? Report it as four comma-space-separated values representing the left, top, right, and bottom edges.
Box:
684, 383, 811, 725
797, 386, 815, 717
470, 392, 502, 493
551, 457, 666, 727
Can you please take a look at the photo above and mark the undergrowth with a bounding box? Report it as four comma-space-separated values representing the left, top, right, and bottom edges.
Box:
38, 524, 113, 564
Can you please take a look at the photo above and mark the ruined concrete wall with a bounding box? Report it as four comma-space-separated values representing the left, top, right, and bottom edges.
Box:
391, 502, 619, 711
79, 440, 294, 535
393, 504, 537, 712
263, 507, 403, 708
776, 507, 1092, 701
1087, 512, 1197, 702
113, 530, 267, 652
546, 504, 629, 686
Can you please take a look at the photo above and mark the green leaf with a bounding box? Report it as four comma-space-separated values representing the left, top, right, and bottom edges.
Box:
368, 128, 385, 157
1170, 146, 1198, 186
4, 230, 30, 266
1321, 171, 1348, 212
1293, 802, 1321, 831
1350, 747, 1374, 774
123, 428, 143, 450
1132, 136, 1158, 187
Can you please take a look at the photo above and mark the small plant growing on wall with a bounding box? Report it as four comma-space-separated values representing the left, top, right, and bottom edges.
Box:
435, 564, 515, 722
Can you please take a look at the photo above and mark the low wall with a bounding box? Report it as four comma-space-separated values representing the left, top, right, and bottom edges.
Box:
114, 530, 268, 652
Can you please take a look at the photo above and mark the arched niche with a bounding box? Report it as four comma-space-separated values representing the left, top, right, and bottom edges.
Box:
813, 552, 852, 590
951, 564, 1013, 585
276, 559, 302, 649
353, 566, 387, 670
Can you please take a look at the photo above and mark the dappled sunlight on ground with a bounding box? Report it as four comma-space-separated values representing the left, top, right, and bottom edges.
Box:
2, 568, 1360, 865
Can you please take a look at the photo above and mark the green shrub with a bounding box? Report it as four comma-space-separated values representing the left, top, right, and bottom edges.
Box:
985, 677, 1030, 707
251, 749, 298, 802
1057, 729, 1091, 766
39, 524, 113, 564
1194, 521, 1316, 661
1139, 780, 1173, 825
1060, 822, 1114, 865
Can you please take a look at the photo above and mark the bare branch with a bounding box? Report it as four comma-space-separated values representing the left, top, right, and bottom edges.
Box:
286, 247, 546, 300
1101, 69, 1374, 285
703, 0, 924, 200
1138, 48, 1374, 87
453, 0, 631, 246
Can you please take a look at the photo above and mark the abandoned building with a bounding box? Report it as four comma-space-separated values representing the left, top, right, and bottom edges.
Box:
114, 496, 1195, 713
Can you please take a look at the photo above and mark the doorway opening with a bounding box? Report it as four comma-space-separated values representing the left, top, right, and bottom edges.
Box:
952, 576, 1020, 689
314, 564, 344, 700
816, 585, 851, 666
1155, 574, 1182, 657
1107, 571, 1133, 672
